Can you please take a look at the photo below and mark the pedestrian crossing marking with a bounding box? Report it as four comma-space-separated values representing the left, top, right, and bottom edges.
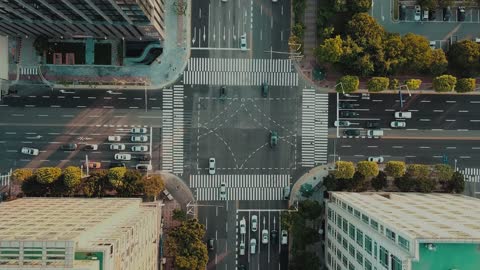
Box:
19, 66, 39, 75
162, 85, 184, 174
458, 168, 480, 183
301, 89, 328, 167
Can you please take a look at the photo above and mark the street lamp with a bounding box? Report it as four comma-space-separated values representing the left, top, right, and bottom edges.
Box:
398, 84, 411, 108
334, 82, 345, 138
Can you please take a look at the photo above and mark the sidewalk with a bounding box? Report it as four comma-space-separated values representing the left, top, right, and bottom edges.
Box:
289, 165, 331, 205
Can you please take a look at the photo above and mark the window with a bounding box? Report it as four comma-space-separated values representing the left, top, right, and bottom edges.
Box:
349, 243, 355, 257
398, 236, 410, 251
374, 242, 378, 259
327, 238, 332, 249
343, 220, 348, 233
328, 208, 334, 220
349, 224, 356, 240
362, 214, 369, 224
391, 255, 402, 270
349, 262, 355, 270
379, 246, 389, 268
342, 202, 347, 209
343, 255, 348, 267
327, 252, 332, 266
356, 251, 363, 265
354, 209, 361, 218
364, 235, 372, 254
337, 248, 342, 261
348, 205, 353, 214
365, 259, 372, 270
370, 219, 378, 230
356, 229, 364, 247
337, 232, 343, 244
343, 239, 348, 250
386, 228, 396, 242
337, 215, 343, 229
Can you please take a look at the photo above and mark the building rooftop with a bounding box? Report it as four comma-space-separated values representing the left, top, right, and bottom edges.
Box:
331, 192, 480, 241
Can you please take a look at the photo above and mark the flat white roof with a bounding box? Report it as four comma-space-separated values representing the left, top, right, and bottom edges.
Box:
331, 192, 480, 240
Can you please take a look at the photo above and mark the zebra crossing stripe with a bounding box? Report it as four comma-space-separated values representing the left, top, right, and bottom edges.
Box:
460, 168, 480, 183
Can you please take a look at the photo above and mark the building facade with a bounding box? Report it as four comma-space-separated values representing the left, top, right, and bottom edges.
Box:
0, 0, 165, 40
0, 198, 162, 270
325, 192, 480, 270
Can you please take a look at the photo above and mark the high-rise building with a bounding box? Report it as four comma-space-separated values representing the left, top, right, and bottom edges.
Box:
0, 198, 162, 270
0, 0, 165, 40
325, 192, 480, 270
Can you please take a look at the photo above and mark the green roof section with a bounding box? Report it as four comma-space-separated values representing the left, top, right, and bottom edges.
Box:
75, 251, 103, 270
412, 243, 480, 270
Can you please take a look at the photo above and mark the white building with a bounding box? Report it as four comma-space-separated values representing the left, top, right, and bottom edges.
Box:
0, 198, 162, 270
325, 192, 480, 270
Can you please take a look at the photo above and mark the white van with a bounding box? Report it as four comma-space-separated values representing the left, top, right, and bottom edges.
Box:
367, 129, 384, 137
394, 111, 412, 119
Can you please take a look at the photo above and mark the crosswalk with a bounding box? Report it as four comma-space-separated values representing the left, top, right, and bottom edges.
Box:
183, 58, 298, 86
191, 174, 290, 201
161, 85, 184, 174
301, 89, 328, 167
458, 168, 480, 182
19, 66, 39, 75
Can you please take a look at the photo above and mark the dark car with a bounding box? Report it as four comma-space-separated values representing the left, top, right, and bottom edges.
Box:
238, 265, 247, 270
443, 6, 451, 21
220, 86, 226, 97
83, 144, 98, 151
261, 82, 269, 97
61, 143, 77, 151
271, 230, 278, 243
339, 102, 353, 109
366, 121, 380, 129
344, 129, 360, 136
269, 131, 278, 148
109, 162, 126, 168
399, 5, 406, 20
457, 6, 465, 21
207, 239, 214, 250
429, 9, 436, 20
340, 111, 359, 118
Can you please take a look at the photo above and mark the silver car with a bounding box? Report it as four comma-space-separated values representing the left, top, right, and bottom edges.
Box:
21, 147, 39, 156
131, 127, 147, 134
131, 135, 148, 142
131, 145, 149, 152
114, 153, 131, 161
110, 144, 125, 150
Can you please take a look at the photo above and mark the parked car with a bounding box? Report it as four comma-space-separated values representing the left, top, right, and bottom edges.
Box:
84, 144, 98, 151
131, 135, 148, 142
366, 121, 380, 129
209, 157, 216, 175
261, 82, 268, 97
334, 121, 351, 127
390, 121, 406, 128
429, 41, 436, 49
208, 239, 214, 250
131, 145, 149, 152
61, 143, 77, 151
108, 135, 121, 142
271, 229, 278, 243
262, 229, 269, 244
339, 102, 353, 109
251, 215, 258, 232
399, 5, 406, 20
414, 5, 421, 21
240, 34, 247, 50
239, 217, 246, 234
368, 156, 385, 163
340, 111, 359, 118
109, 162, 125, 168
239, 241, 245, 255
394, 111, 412, 119
429, 9, 436, 20
344, 129, 360, 136
219, 182, 227, 200
443, 6, 451, 21
270, 131, 278, 147
131, 127, 147, 134
250, 238, 257, 254
88, 162, 102, 169
110, 143, 125, 150
114, 153, 131, 161
137, 154, 151, 161
281, 230, 288, 245
21, 147, 39, 156
220, 86, 226, 97
135, 163, 152, 171
458, 6, 465, 21
422, 8, 429, 21
367, 129, 384, 137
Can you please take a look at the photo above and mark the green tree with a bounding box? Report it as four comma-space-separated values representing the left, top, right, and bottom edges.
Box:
82, 170, 111, 197
385, 161, 406, 178
340, 36, 363, 69
456, 78, 476, 93
139, 174, 165, 199
351, 171, 369, 191
21, 177, 48, 196
108, 167, 127, 188
353, 54, 375, 76
415, 177, 436, 193
429, 49, 448, 75
433, 74, 457, 92
367, 77, 389, 92
63, 166, 81, 189
167, 219, 208, 270
346, 13, 385, 48
433, 164, 454, 182
290, 250, 321, 270
292, 23, 306, 39
445, 171, 465, 193
173, 208, 188, 221
299, 200, 323, 220
418, 0, 438, 9
315, 35, 344, 63
35, 167, 62, 184
347, 0, 372, 13
371, 171, 388, 191
172, 0, 187, 15
447, 40, 480, 77
406, 164, 430, 179
33, 36, 50, 55
356, 161, 379, 178
402, 33, 432, 73
323, 173, 337, 191
116, 170, 142, 197
394, 173, 416, 192
334, 161, 355, 179
405, 79, 422, 90
12, 168, 33, 183
383, 33, 405, 74
389, 78, 399, 90
336, 75, 359, 93
438, 0, 454, 7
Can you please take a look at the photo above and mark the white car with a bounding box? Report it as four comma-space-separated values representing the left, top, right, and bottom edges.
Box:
21, 147, 39, 156
209, 157, 216, 175
108, 135, 121, 142
239, 240, 245, 255
368, 156, 384, 163
135, 163, 152, 171
84, 144, 98, 151
250, 238, 256, 254
131, 127, 147, 134
390, 121, 406, 128
394, 111, 412, 119
131, 145, 149, 152
251, 215, 258, 232
219, 182, 227, 199
429, 41, 436, 49
240, 34, 247, 50
281, 230, 288, 245
262, 229, 269, 244
239, 217, 246, 234
110, 144, 125, 150
114, 153, 131, 161
131, 135, 148, 142
334, 120, 351, 127
414, 5, 421, 21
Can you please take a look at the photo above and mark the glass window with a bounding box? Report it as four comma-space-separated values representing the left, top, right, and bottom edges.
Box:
327, 252, 332, 266
391, 255, 402, 270
365, 259, 372, 270
342, 202, 347, 209
343, 239, 348, 249
343, 255, 348, 267
349, 262, 355, 270
328, 208, 333, 220
348, 205, 353, 214
337, 232, 343, 244
379, 246, 389, 268
343, 220, 348, 233
386, 228, 396, 242
356, 229, 364, 247
398, 236, 410, 251
349, 224, 356, 240
349, 243, 355, 257
365, 235, 372, 254
371, 219, 378, 230
374, 242, 378, 259
337, 215, 342, 229
362, 214, 369, 224
354, 209, 361, 218
337, 248, 342, 260
356, 251, 363, 265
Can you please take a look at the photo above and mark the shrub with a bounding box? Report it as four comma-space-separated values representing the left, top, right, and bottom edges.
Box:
456, 78, 476, 93
292, 23, 306, 39
367, 77, 389, 92
356, 161, 379, 178
405, 79, 422, 90
433, 75, 457, 92
12, 168, 33, 183
389, 78, 399, 90
371, 171, 388, 191
35, 167, 62, 184
63, 166, 81, 189
336, 75, 359, 93
108, 167, 127, 188
406, 164, 430, 179
334, 161, 355, 179
385, 161, 406, 178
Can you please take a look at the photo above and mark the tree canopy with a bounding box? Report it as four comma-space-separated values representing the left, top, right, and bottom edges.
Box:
385, 161, 406, 178
12, 168, 33, 183
139, 174, 165, 199
167, 219, 208, 270
63, 166, 81, 189
334, 161, 355, 179
356, 161, 379, 178
447, 40, 480, 77
35, 167, 62, 184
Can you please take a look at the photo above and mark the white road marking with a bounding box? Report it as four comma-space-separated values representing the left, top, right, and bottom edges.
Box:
445, 119, 456, 122
73, 96, 80, 99
103, 106, 114, 109
12, 114, 24, 116
104, 97, 112, 99
25, 105, 35, 107
0, 105, 7, 107
470, 101, 480, 103
48, 133, 60, 135
446, 100, 456, 103
431, 129, 443, 131
446, 147, 456, 149
6, 150, 17, 152
149, 98, 157, 101
57, 96, 65, 99
38, 114, 48, 117
151, 107, 161, 109
341, 145, 351, 148
405, 155, 416, 158
88, 115, 100, 118
392, 146, 403, 148
42, 96, 50, 98
118, 97, 127, 100
459, 110, 469, 113
472, 147, 480, 150
419, 146, 431, 149
28, 95, 36, 98
21, 141, 32, 144
88, 97, 96, 99
420, 100, 430, 103
433, 110, 444, 112
367, 145, 378, 148
372, 99, 383, 102
407, 109, 419, 112
385, 109, 395, 111
134, 97, 143, 100
406, 128, 418, 131
129, 106, 139, 109
114, 115, 126, 118
77, 105, 86, 108
460, 156, 471, 159
470, 120, 480, 122
50, 105, 60, 108
419, 119, 431, 121
62, 115, 74, 117
457, 129, 469, 131
138, 116, 162, 119
5, 132, 16, 134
